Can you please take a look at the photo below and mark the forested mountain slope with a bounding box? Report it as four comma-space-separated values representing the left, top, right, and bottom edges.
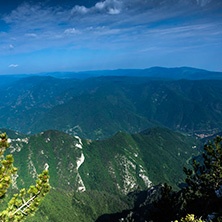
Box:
1, 127, 200, 221
1, 75, 221, 139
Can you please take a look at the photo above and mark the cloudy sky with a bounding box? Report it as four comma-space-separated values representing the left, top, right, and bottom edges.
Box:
0, 0, 222, 74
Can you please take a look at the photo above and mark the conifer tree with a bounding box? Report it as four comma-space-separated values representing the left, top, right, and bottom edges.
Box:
182, 135, 222, 218
0, 133, 50, 221
184, 135, 222, 198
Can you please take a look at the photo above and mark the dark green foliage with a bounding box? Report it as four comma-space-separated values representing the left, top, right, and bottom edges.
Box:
182, 136, 222, 218
151, 183, 179, 222
96, 185, 164, 222
25, 189, 132, 222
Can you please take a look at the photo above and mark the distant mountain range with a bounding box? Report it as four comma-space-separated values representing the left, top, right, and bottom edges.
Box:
0, 67, 222, 139
1, 127, 200, 221
65, 67, 222, 80
2, 67, 222, 81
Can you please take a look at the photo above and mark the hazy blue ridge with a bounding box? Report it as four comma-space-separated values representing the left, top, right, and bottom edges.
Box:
18, 67, 222, 80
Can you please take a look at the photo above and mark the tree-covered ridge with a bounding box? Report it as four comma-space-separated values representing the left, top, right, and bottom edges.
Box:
0, 75, 222, 139
0, 127, 200, 221
6, 127, 198, 193
0, 133, 50, 221
1, 127, 220, 221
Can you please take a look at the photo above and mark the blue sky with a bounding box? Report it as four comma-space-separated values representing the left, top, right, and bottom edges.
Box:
0, 0, 222, 74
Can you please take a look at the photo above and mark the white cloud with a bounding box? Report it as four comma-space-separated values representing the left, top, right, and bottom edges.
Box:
72, 0, 122, 15
64, 28, 81, 34
9, 64, 19, 68
95, 2, 106, 10
3, 3, 68, 33
108, 8, 121, 14
71, 5, 89, 14
0, 0, 221, 59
